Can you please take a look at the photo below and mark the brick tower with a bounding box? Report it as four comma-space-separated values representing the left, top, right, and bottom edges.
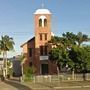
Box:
34, 9, 52, 75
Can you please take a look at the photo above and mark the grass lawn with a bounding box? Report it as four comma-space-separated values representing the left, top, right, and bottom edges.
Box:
24, 81, 90, 90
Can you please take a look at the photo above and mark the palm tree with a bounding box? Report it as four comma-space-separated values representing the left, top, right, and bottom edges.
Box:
0, 35, 15, 78
76, 32, 88, 46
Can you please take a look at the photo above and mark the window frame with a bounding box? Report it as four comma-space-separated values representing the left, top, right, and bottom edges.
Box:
40, 46, 44, 55
39, 19, 42, 27
45, 46, 48, 55
44, 19, 47, 27
40, 34, 43, 40
29, 48, 32, 57
45, 33, 47, 40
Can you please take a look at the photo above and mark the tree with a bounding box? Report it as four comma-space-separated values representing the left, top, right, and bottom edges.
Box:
68, 45, 83, 79
62, 32, 90, 46
76, 32, 88, 46
68, 44, 90, 80
62, 32, 77, 45
7, 60, 13, 78
49, 46, 70, 75
49, 32, 76, 73
49, 32, 90, 80
0, 35, 15, 78
85, 46, 90, 70
81, 45, 90, 80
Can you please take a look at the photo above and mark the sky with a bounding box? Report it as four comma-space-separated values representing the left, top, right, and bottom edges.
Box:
0, 0, 90, 57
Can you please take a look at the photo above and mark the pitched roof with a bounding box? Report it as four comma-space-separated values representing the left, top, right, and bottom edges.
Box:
20, 37, 35, 47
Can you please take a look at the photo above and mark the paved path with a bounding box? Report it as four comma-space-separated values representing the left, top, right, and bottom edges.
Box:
0, 80, 31, 90
0, 82, 17, 90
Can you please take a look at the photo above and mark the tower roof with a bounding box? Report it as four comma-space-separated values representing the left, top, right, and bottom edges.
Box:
34, 9, 51, 14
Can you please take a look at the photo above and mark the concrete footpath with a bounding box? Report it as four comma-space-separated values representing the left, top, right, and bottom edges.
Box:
0, 81, 17, 90
0, 80, 31, 90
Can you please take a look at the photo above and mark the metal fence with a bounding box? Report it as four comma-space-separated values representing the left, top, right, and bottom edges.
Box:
33, 73, 90, 83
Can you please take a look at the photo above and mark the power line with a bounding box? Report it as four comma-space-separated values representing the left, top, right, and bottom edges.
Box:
0, 32, 33, 35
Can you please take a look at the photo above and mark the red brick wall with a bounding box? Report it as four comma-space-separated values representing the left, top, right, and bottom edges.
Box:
21, 13, 57, 75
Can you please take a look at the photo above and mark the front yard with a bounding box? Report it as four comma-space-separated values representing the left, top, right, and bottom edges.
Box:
24, 80, 90, 90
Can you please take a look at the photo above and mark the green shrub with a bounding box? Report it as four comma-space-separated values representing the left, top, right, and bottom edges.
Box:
23, 66, 35, 81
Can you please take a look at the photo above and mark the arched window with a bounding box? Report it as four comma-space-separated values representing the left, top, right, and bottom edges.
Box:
39, 19, 42, 27
44, 19, 47, 27
39, 16, 47, 27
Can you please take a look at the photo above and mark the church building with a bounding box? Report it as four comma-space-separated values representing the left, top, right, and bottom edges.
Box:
21, 8, 57, 75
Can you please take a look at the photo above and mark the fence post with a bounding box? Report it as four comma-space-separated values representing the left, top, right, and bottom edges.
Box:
49, 75, 51, 82
33, 76, 36, 83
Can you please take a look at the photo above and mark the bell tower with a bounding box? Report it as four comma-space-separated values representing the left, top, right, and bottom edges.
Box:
34, 9, 51, 48
34, 8, 52, 75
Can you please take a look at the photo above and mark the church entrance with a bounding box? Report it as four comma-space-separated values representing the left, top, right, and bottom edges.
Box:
41, 64, 48, 75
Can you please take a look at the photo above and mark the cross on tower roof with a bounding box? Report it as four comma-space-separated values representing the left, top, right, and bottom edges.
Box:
41, 0, 44, 8
34, 0, 51, 14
